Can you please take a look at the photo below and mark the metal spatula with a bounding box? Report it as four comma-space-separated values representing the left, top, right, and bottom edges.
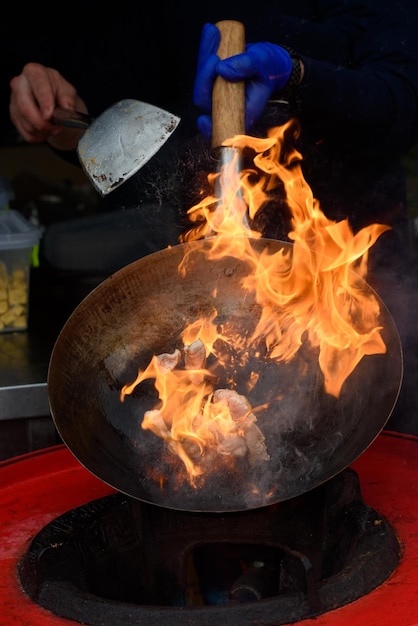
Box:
52, 99, 180, 196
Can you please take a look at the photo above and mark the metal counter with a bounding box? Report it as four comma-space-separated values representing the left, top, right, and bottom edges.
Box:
0, 322, 55, 421
0, 268, 83, 421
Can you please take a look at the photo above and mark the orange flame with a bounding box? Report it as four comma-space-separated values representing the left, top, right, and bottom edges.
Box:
121, 120, 389, 485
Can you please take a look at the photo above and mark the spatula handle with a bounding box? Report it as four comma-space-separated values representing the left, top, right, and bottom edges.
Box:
51, 107, 93, 129
212, 20, 246, 149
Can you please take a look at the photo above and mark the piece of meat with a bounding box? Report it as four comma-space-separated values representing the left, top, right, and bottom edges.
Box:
184, 338, 206, 384
213, 388, 269, 463
156, 349, 181, 373
213, 388, 252, 423
218, 434, 247, 457
244, 423, 270, 465
142, 409, 170, 438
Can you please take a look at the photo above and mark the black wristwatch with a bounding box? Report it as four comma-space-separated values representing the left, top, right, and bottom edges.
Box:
287, 55, 303, 91
280, 47, 303, 100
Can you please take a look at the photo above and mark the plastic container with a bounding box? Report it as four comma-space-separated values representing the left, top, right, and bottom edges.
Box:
0, 177, 15, 210
0, 210, 40, 332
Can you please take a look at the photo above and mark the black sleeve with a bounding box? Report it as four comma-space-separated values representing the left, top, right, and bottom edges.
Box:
283, 0, 418, 157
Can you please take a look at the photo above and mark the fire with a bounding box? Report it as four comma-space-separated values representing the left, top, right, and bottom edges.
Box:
120, 120, 389, 486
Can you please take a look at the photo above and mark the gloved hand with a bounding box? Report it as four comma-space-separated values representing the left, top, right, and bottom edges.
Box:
193, 23, 293, 141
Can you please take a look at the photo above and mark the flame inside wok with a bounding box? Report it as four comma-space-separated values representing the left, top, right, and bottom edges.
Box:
120, 120, 389, 486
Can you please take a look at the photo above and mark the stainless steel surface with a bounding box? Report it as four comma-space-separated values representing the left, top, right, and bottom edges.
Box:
0, 383, 48, 420
76, 99, 181, 196
0, 270, 64, 421
52, 99, 181, 196
0, 330, 51, 420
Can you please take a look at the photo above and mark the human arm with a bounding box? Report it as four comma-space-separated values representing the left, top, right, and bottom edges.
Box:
192, 2, 418, 157
9, 62, 88, 151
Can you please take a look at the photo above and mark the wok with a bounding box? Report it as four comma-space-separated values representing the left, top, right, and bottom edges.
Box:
48, 237, 402, 512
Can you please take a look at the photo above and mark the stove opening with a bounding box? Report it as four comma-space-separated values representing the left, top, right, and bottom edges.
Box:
187, 543, 282, 605
18, 468, 401, 626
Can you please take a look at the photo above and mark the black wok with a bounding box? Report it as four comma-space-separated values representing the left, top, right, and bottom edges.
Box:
48, 237, 402, 512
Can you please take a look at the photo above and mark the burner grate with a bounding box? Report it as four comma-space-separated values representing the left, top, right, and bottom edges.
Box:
18, 468, 400, 626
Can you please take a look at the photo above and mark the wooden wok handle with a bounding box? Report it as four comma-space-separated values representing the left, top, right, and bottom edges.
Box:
212, 20, 246, 149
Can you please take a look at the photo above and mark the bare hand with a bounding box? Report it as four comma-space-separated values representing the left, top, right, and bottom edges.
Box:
9, 62, 88, 151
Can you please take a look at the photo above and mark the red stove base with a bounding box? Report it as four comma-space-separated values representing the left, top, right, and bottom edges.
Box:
1, 431, 418, 626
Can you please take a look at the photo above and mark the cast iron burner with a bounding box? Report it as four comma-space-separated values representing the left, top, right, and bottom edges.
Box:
18, 468, 400, 626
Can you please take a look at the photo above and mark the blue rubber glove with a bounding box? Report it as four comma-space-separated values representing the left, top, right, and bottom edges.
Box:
193, 23, 293, 141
